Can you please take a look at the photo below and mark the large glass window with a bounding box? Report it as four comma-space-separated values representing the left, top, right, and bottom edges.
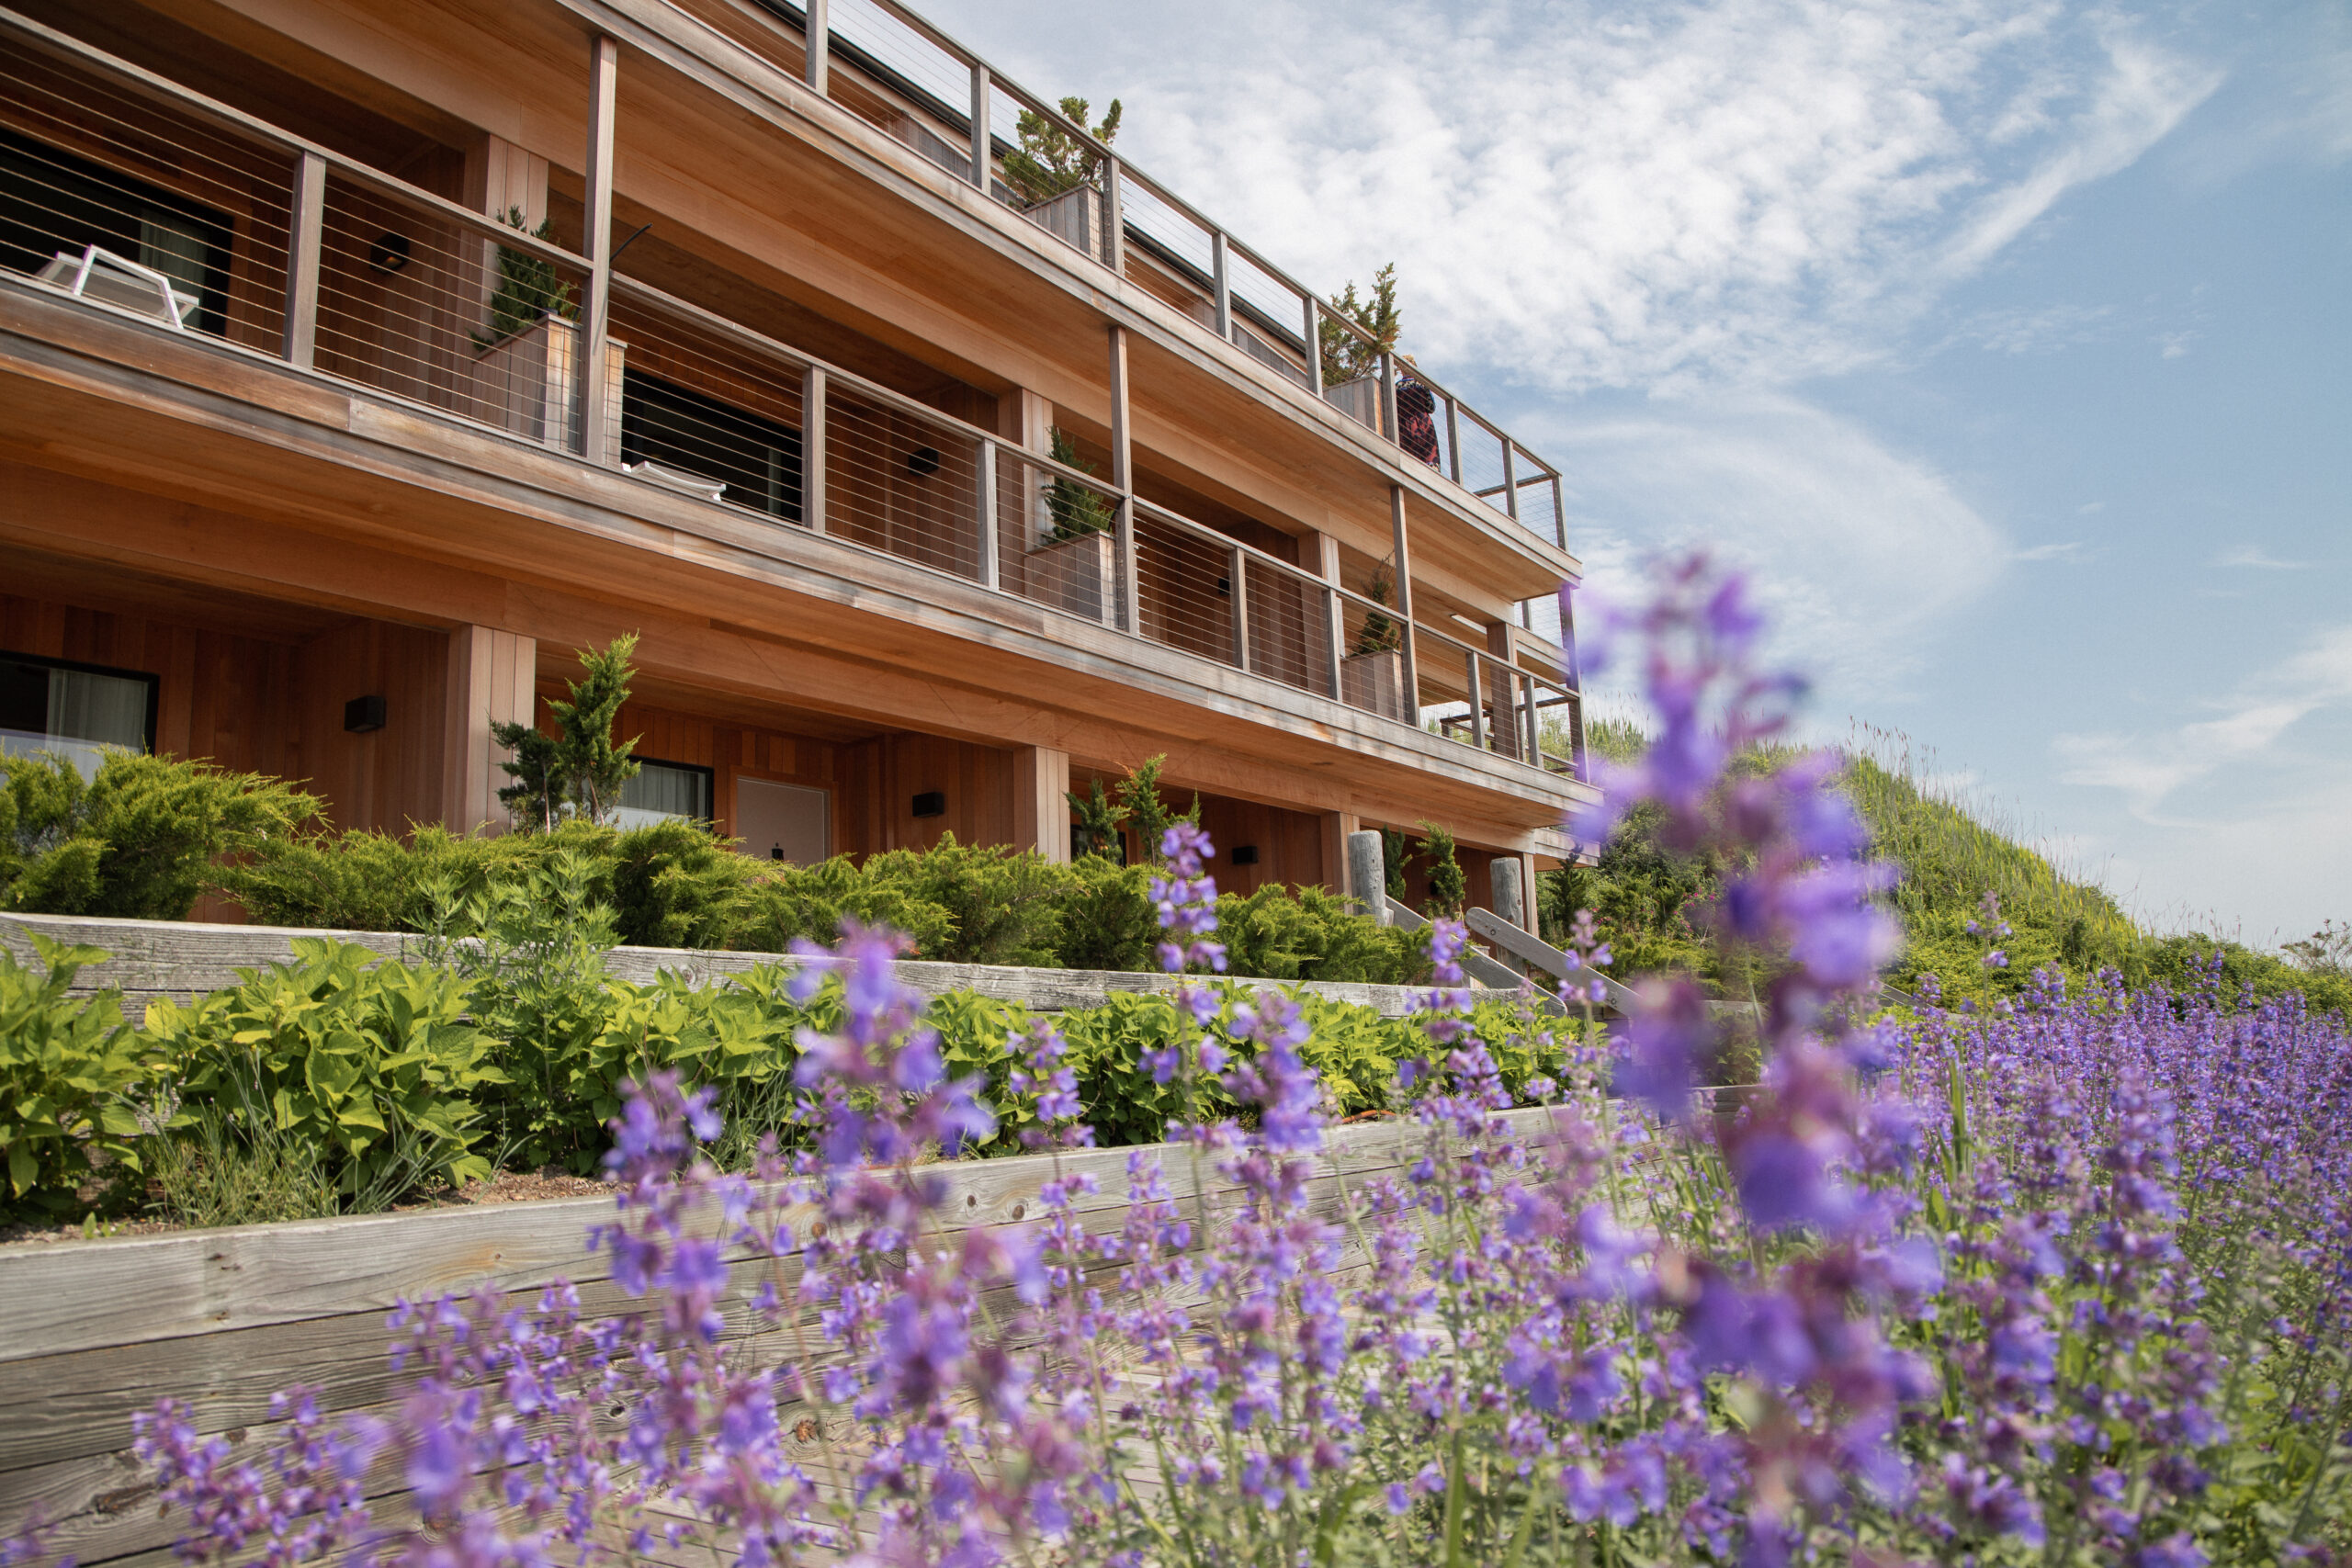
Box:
0, 128, 234, 334
614, 757, 715, 830
619, 369, 803, 520
0, 652, 157, 778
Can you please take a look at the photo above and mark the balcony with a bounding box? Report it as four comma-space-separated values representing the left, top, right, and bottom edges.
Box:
0, 3, 1588, 793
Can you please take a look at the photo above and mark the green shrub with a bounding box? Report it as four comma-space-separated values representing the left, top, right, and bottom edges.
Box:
606, 818, 757, 950
1064, 990, 1227, 1147
861, 834, 1067, 965
0, 932, 151, 1213
1047, 856, 1159, 972
1215, 884, 1428, 985
142, 939, 504, 1207
734, 854, 956, 958
1, 751, 319, 919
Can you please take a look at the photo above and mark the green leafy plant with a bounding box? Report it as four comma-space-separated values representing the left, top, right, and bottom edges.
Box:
1319, 260, 1399, 387
1044, 427, 1116, 542
1, 750, 319, 920
141, 940, 503, 1207
475, 208, 577, 349
0, 932, 150, 1213
1417, 822, 1464, 917
1351, 564, 1404, 655
145, 1095, 341, 1228
492, 634, 643, 831
1000, 95, 1122, 205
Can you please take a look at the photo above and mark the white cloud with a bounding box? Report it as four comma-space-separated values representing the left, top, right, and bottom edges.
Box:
2216, 546, 2311, 570
1522, 393, 2007, 697
921, 0, 2216, 393
2054, 624, 2352, 818
2017, 540, 2087, 561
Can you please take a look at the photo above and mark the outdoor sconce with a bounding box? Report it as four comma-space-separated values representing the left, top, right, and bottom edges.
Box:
1230, 844, 1260, 865
910, 790, 946, 818
344, 695, 387, 733
906, 446, 942, 478
368, 232, 411, 274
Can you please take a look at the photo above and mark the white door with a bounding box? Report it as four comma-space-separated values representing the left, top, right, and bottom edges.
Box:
735, 777, 830, 864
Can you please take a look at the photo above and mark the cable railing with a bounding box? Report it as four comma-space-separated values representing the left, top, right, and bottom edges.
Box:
767, 0, 1570, 550
0, 6, 1576, 785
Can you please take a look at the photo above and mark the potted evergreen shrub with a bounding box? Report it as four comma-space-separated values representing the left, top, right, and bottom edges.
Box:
1340, 564, 1408, 718
469, 209, 627, 462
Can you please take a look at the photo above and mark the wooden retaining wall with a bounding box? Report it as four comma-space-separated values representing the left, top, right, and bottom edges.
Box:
0, 911, 1463, 1019
0, 1107, 1566, 1568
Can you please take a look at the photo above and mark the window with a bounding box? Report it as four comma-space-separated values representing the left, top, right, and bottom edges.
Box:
0, 128, 234, 334
0, 651, 158, 778
613, 757, 714, 830
734, 777, 830, 865
619, 370, 803, 521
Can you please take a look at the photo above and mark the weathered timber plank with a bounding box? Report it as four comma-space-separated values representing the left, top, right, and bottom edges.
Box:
0, 911, 1453, 1015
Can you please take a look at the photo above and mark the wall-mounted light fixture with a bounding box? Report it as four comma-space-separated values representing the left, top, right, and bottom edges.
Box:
906, 446, 942, 478
368, 232, 412, 274
343, 695, 387, 734
910, 790, 946, 818
1230, 844, 1260, 866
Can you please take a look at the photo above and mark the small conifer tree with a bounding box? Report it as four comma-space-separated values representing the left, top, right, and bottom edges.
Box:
1418, 821, 1464, 916
492, 634, 643, 832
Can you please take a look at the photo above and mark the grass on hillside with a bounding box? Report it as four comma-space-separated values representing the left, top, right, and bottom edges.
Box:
1539, 715, 2350, 1017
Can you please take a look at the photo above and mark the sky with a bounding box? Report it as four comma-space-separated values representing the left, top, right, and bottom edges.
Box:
896, 0, 2350, 946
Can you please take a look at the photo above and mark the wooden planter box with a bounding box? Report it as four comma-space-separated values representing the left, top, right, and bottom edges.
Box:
469, 314, 627, 465
1341, 648, 1407, 720
1021, 183, 1099, 258
1323, 374, 1381, 432
1026, 527, 1116, 626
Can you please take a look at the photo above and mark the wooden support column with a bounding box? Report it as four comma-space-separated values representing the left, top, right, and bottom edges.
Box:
280, 152, 323, 368
967, 62, 990, 188
803, 0, 830, 92
441, 626, 537, 835
1107, 323, 1138, 634
574, 36, 618, 466
1389, 484, 1419, 727
1315, 531, 1344, 699
1210, 231, 1232, 342
1321, 809, 1360, 898
800, 366, 827, 532
1012, 745, 1070, 863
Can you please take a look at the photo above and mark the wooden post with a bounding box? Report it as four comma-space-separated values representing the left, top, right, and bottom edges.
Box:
803, 0, 829, 93
1317, 533, 1344, 700
1229, 545, 1250, 671
1465, 650, 1485, 749
1551, 472, 1566, 549
1100, 154, 1124, 273
1302, 296, 1324, 397
1500, 438, 1520, 522
280, 151, 324, 368
1388, 484, 1418, 727
1012, 745, 1070, 863
967, 62, 990, 189
441, 626, 537, 835
1107, 323, 1138, 634
1379, 350, 1397, 443
1321, 809, 1359, 900
974, 437, 998, 589
1522, 671, 1541, 763
1443, 393, 1463, 484
800, 365, 827, 533
1210, 229, 1231, 342
574, 36, 618, 466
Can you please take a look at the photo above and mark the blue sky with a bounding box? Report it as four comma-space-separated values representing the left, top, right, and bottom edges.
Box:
906, 0, 2350, 945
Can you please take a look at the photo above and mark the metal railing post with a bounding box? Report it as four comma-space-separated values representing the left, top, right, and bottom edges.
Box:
975, 436, 998, 589
803, 0, 830, 93
1107, 323, 1138, 633
1100, 154, 1124, 273
799, 365, 827, 532
574, 35, 618, 466
1465, 650, 1485, 749
1210, 229, 1231, 342
280, 151, 323, 368
967, 62, 989, 189
1229, 546, 1250, 671
1302, 296, 1323, 398
1389, 483, 1418, 727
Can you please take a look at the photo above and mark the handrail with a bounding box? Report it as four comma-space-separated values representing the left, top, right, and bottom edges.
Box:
0, 7, 585, 274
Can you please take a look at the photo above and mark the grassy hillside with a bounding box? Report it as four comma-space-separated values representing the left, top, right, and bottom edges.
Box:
1538, 719, 2349, 1017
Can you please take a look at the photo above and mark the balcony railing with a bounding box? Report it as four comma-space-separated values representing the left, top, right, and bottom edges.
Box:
745, 0, 1571, 551
0, 7, 1583, 783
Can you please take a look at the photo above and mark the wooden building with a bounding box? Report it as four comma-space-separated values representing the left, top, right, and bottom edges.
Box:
0, 0, 1593, 915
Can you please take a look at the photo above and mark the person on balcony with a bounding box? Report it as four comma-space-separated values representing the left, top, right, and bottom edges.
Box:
1396, 356, 1440, 467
